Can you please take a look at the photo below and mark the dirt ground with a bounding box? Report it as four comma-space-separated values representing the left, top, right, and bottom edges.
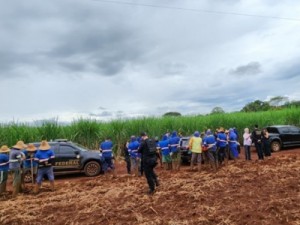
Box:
0, 148, 299, 225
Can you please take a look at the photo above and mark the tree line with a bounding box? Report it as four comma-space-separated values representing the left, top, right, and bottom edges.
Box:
163, 96, 300, 117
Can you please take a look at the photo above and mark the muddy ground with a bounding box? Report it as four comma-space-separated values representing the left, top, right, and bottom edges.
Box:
0, 149, 299, 225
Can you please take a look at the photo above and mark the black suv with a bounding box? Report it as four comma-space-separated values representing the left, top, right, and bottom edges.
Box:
24, 139, 103, 182
266, 125, 300, 152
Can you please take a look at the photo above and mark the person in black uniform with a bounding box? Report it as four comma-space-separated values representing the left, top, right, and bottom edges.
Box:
123, 141, 131, 174
138, 132, 159, 195
251, 125, 264, 161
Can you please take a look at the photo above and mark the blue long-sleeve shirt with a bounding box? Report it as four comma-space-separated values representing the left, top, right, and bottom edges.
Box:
100, 140, 113, 158
0, 153, 9, 171
128, 140, 140, 158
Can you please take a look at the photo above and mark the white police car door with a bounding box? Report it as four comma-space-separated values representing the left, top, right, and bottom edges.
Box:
55, 144, 80, 171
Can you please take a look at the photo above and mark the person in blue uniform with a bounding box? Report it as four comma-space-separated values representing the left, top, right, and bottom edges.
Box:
228, 128, 239, 162
128, 136, 140, 176
0, 145, 10, 194
9, 140, 26, 197
217, 127, 228, 166
203, 130, 217, 172
168, 131, 180, 171
22, 143, 38, 188
158, 135, 171, 170
34, 140, 55, 194
100, 137, 116, 177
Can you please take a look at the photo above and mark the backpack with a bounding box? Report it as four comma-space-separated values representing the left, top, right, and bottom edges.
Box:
145, 138, 157, 156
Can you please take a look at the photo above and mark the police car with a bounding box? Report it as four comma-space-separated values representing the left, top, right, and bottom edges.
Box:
24, 139, 103, 182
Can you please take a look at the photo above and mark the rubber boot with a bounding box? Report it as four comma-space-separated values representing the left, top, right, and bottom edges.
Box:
34, 183, 40, 194
50, 181, 55, 191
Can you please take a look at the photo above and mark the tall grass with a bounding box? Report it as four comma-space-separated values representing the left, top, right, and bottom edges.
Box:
0, 107, 299, 154
69, 119, 101, 150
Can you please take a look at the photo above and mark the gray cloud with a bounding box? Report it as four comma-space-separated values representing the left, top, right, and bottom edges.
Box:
0, 1, 300, 122
230, 62, 262, 76
89, 111, 113, 117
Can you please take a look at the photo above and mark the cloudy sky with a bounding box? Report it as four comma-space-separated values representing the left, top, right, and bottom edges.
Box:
1, 0, 300, 123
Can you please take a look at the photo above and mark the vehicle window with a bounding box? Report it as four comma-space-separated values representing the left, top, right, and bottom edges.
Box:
267, 128, 278, 133
49, 144, 59, 153
278, 127, 289, 133
181, 139, 190, 147
59, 145, 77, 155
72, 142, 87, 151
289, 127, 300, 133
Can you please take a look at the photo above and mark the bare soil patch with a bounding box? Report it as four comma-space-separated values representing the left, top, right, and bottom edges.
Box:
1, 149, 299, 225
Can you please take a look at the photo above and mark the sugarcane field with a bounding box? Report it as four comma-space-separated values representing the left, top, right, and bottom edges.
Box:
0, 146, 299, 225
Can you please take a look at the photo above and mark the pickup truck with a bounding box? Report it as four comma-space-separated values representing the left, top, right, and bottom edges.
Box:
266, 125, 300, 152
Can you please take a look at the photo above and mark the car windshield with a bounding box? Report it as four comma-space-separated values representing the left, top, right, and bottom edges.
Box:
181, 138, 190, 147
72, 142, 89, 152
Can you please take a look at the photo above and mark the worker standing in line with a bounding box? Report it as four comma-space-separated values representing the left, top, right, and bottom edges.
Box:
203, 130, 218, 172
158, 135, 172, 170
34, 141, 55, 194
100, 137, 116, 178
22, 143, 38, 189
9, 141, 26, 197
217, 127, 228, 166
188, 131, 202, 172
168, 131, 180, 171
0, 145, 10, 195
128, 136, 140, 176
228, 128, 239, 162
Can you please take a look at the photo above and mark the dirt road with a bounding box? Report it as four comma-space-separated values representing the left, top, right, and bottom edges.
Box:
0, 149, 299, 225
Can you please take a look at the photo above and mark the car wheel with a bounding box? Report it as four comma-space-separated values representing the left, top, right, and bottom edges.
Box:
24, 171, 33, 183
84, 161, 101, 176
271, 141, 281, 152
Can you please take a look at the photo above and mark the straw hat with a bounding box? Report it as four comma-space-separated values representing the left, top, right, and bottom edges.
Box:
39, 140, 51, 151
219, 127, 225, 132
26, 143, 37, 152
13, 141, 27, 150
0, 145, 10, 153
